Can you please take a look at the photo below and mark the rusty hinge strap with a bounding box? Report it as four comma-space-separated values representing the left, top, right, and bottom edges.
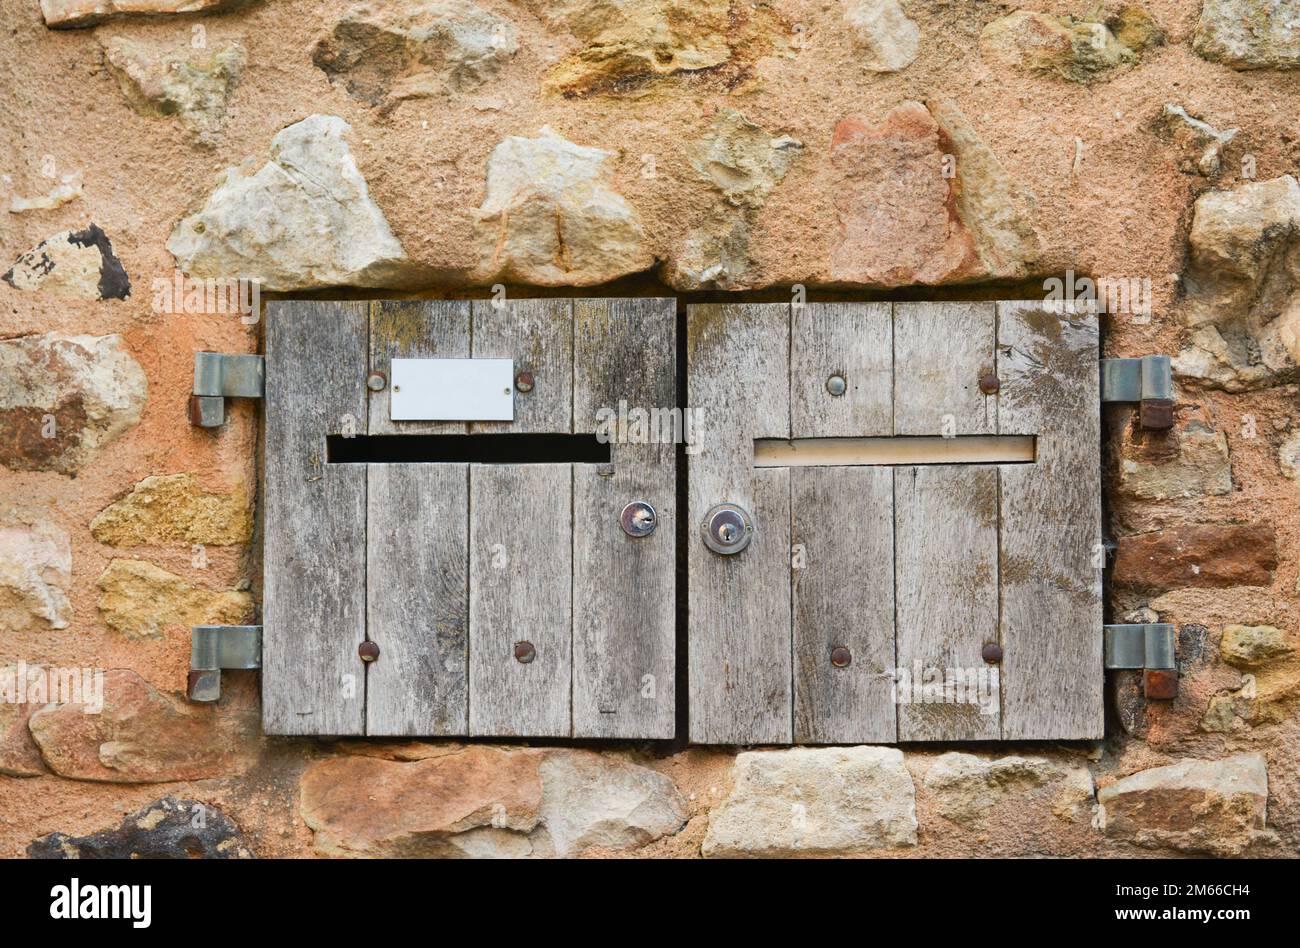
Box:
1100, 355, 1173, 429
190, 352, 264, 428
188, 624, 262, 702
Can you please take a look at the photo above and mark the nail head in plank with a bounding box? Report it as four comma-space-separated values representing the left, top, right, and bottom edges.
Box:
471, 298, 573, 434
791, 302, 892, 438
893, 302, 997, 435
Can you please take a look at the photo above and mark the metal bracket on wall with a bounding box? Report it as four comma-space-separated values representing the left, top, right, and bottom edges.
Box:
1104, 622, 1177, 700
190, 352, 264, 428
1101, 355, 1174, 430
188, 624, 262, 702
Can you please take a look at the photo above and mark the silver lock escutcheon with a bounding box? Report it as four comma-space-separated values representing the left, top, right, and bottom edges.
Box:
702, 503, 754, 555
620, 500, 658, 538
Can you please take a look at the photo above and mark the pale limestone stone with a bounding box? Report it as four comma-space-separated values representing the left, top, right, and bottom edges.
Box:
8, 174, 82, 214
923, 752, 1094, 826
979, 7, 1161, 83
0, 333, 147, 474
313, 1, 518, 107
1280, 430, 1300, 478
1119, 423, 1233, 500
40, 0, 248, 29
0, 516, 71, 631
91, 473, 252, 546
3, 224, 130, 300
1157, 104, 1239, 177
1220, 624, 1293, 668
95, 558, 252, 639
702, 747, 917, 857
167, 115, 413, 291
474, 126, 651, 286
843, 0, 920, 73
1194, 0, 1300, 70
1097, 754, 1269, 855
100, 35, 245, 144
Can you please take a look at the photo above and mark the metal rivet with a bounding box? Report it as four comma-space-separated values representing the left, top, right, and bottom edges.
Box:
514, 641, 536, 664
358, 641, 381, 663
702, 503, 754, 555
978, 373, 1000, 395
981, 642, 1003, 664
515, 371, 535, 393
830, 645, 852, 668
620, 500, 658, 537
366, 371, 387, 392
826, 374, 847, 397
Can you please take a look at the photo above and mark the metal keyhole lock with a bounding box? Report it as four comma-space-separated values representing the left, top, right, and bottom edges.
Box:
620, 500, 658, 538
702, 503, 754, 555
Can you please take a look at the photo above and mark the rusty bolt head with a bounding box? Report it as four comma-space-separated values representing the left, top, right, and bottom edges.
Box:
981, 642, 1003, 664
514, 641, 536, 664
358, 641, 381, 663
978, 373, 1000, 395
830, 645, 852, 668
515, 371, 535, 394
366, 371, 387, 392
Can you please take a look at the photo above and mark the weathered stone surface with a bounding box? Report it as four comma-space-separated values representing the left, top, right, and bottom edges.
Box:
91, 473, 252, 547
1119, 422, 1233, 500
537, 751, 686, 856
28, 669, 257, 783
100, 35, 245, 144
0, 515, 71, 632
1280, 430, 1300, 477
95, 558, 252, 639
843, 0, 920, 73
300, 747, 685, 858
1156, 104, 1239, 177
313, 1, 517, 109
167, 114, 413, 291
665, 109, 801, 289
979, 6, 1161, 83
474, 126, 652, 286
1173, 176, 1300, 392
41, 0, 248, 28
3, 224, 130, 300
526, 0, 782, 97
1112, 523, 1278, 591
0, 665, 49, 778
1221, 624, 1293, 668
922, 752, 1094, 826
702, 747, 917, 857
28, 796, 254, 858
1194, 0, 1300, 70
1097, 754, 1269, 855
0, 333, 147, 474
8, 174, 82, 213
828, 100, 1039, 286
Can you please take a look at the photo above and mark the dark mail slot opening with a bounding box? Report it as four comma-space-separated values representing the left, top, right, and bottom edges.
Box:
326, 433, 611, 465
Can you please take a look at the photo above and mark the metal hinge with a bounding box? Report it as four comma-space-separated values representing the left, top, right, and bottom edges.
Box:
1104, 622, 1177, 699
188, 624, 262, 701
189, 352, 264, 428
1101, 355, 1174, 430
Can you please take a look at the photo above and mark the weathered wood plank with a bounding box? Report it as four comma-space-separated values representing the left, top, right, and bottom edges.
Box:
997, 301, 1103, 739
788, 302, 894, 744
893, 302, 997, 435
262, 301, 368, 736
366, 463, 468, 736
368, 300, 470, 435
790, 302, 892, 437
687, 303, 791, 744
894, 465, 1001, 740
468, 463, 572, 737
791, 465, 895, 743
470, 298, 573, 434
572, 298, 676, 738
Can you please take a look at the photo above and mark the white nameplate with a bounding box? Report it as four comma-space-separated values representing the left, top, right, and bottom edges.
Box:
389, 358, 515, 421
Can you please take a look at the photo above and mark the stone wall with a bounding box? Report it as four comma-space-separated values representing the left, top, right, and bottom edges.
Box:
1, 0, 1298, 858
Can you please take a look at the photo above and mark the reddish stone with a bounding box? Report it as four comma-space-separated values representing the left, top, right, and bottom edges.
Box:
1111, 523, 1278, 591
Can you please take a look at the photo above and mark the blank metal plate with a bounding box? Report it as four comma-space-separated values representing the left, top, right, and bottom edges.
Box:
390, 358, 514, 421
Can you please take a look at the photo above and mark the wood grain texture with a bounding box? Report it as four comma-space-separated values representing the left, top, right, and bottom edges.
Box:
687, 303, 791, 744
262, 301, 368, 736
468, 463, 573, 737
571, 298, 676, 738
471, 298, 572, 434
894, 465, 1001, 740
792, 465, 895, 743
366, 463, 468, 736
369, 300, 470, 435
790, 302, 892, 438
893, 302, 997, 435
997, 301, 1103, 739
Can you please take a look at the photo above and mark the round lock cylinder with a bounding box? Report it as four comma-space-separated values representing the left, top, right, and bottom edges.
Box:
702, 503, 754, 555
620, 500, 658, 537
